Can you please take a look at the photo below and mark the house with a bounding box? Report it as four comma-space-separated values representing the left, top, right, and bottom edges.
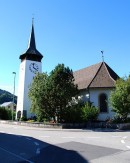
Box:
0, 102, 16, 111
73, 61, 119, 121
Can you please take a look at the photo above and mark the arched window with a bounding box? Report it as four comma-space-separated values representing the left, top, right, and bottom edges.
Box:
99, 93, 108, 112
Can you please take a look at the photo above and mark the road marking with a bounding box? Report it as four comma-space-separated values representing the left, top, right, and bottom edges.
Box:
36, 148, 40, 154
0, 146, 34, 163
121, 140, 125, 144
34, 142, 39, 146
126, 146, 130, 149
120, 136, 130, 149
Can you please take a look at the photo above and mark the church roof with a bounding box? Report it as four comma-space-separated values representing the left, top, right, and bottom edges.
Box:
73, 62, 119, 90
19, 22, 43, 61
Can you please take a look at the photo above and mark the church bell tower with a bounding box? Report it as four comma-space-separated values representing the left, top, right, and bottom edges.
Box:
16, 20, 43, 119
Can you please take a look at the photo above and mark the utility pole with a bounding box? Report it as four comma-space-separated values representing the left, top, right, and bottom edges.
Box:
12, 72, 16, 121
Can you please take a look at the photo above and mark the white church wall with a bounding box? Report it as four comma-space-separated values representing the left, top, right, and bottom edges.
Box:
16, 60, 26, 118
90, 88, 115, 121
16, 60, 42, 119
24, 60, 42, 118
79, 88, 115, 121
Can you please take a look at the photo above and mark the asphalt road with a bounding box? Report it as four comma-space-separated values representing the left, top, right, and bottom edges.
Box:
0, 124, 130, 163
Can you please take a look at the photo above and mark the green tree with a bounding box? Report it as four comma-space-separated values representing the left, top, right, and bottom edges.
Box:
29, 64, 79, 122
48, 64, 79, 122
28, 72, 51, 122
110, 76, 130, 120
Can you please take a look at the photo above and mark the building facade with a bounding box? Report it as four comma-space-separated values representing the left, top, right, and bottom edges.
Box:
0, 102, 16, 111
16, 22, 43, 119
73, 62, 119, 121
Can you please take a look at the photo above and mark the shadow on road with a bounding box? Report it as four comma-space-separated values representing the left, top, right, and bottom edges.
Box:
32, 144, 89, 163
0, 133, 88, 163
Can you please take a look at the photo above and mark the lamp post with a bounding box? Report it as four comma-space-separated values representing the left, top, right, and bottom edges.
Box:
12, 72, 16, 121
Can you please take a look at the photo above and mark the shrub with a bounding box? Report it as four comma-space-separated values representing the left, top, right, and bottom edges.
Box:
62, 103, 83, 123
111, 115, 130, 124
0, 107, 14, 120
81, 102, 99, 122
62, 102, 99, 123
20, 116, 27, 121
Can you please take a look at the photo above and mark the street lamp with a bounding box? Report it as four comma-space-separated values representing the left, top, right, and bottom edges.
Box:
12, 72, 16, 121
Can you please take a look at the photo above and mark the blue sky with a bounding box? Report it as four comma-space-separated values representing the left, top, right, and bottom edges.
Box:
0, 0, 130, 95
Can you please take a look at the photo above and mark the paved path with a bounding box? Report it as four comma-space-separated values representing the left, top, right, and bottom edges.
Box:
0, 124, 130, 162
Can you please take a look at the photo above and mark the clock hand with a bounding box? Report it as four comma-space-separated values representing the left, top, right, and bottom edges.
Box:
32, 63, 38, 70
33, 67, 38, 71
32, 63, 35, 69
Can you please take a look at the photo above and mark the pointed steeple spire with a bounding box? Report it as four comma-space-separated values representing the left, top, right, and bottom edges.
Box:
19, 19, 43, 62
28, 18, 36, 49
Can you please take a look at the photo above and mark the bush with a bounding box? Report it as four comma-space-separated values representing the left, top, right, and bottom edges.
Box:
62, 103, 84, 123
0, 107, 15, 120
81, 102, 99, 122
20, 116, 27, 121
62, 102, 99, 123
111, 115, 130, 124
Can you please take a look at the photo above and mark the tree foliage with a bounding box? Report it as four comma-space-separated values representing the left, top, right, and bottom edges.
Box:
110, 76, 130, 119
0, 107, 13, 120
28, 72, 50, 122
29, 64, 79, 122
48, 64, 79, 122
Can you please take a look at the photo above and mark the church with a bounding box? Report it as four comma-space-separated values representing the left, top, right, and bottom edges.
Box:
73, 62, 119, 121
16, 21, 43, 119
16, 22, 119, 121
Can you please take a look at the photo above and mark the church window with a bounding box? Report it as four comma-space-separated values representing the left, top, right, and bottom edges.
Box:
99, 93, 108, 112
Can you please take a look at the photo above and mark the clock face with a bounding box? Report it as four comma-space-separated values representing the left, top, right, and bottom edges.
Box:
29, 63, 39, 73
